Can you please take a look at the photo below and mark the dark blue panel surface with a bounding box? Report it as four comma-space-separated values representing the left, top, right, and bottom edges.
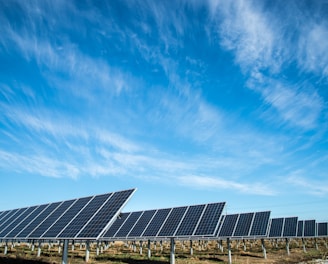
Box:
283, 217, 298, 237
269, 218, 284, 238
304, 220, 316, 237
28, 199, 76, 238
17, 202, 61, 238
0, 208, 27, 236
103, 212, 131, 238
250, 211, 270, 236
77, 189, 134, 238
317, 222, 328, 237
194, 203, 225, 236
143, 209, 171, 237
58, 193, 111, 238
0, 209, 21, 232
175, 205, 205, 237
128, 210, 156, 237
218, 214, 238, 237
115, 211, 143, 237
0, 207, 37, 238
297, 221, 304, 237
233, 213, 254, 237
158, 206, 187, 237
5, 205, 48, 238
42, 196, 92, 238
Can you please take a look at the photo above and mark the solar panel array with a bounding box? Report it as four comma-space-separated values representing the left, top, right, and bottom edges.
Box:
216, 211, 271, 238
0, 189, 135, 240
268, 217, 298, 238
297, 220, 316, 238
1, 189, 327, 242
101, 202, 226, 240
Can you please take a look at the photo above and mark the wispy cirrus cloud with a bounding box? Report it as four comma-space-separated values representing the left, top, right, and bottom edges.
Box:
211, 0, 326, 130
286, 173, 328, 196
178, 175, 274, 196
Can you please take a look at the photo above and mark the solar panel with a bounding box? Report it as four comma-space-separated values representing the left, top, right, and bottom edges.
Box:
158, 206, 187, 237
269, 218, 284, 238
115, 211, 143, 238
0, 210, 7, 221
0, 189, 136, 241
218, 214, 239, 237
128, 210, 156, 237
233, 213, 254, 237
249, 211, 270, 237
175, 205, 205, 237
194, 203, 225, 236
16, 202, 62, 238
0, 209, 21, 231
297, 220, 304, 237
57, 193, 112, 238
317, 222, 328, 237
0, 206, 38, 238
5, 204, 49, 239
282, 217, 298, 237
142, 209, 171, 237
28, 199, 76, 239
103, 212, 131, 238
303, 220, 316, 237
77, 189, 135, 239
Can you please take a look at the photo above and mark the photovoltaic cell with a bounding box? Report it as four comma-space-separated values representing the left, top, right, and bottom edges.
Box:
58, 193, 112, 238
0, 211, 7, 221
103, 212, 131, 238
143, 209, 171, 237
0, 209, 21, 231
297, 221, 304, 237
115, 211, 143, 238
5, 204, 48, 238
158, 206, 187, 237
28, 199, 76, 238
16, 202, 61, 238
128, 210, 156, 237
283, 217, 298, 237
249, 211, 270, 237
175, 205, 205, 237
194, 203, 225, 236
0, 206, 38, 238
77, 189, 135, 239
233, 213, 254, 237
218, 214, 239, 237
303, 220, 316, 237
317, 222, 328, 237
268, 218, 284, 238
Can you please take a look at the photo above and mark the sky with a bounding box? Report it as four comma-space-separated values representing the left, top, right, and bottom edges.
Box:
0, 0, 328, 222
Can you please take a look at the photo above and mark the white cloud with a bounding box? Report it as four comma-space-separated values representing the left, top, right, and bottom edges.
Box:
178, 175, 274, 196
287, 174, 328, 196
0, 150, 80, 179
212, 0, 325, 130
249, 76, 323, 129
298, 23, 328, 77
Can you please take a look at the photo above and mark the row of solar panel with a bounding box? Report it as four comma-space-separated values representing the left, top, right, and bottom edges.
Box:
1, 189, 327, 241
268, 218, 328, 238
216, 213, 327, 239
0, 189, 135, 240
101, 202, 226, 239
216, 211, 271, 238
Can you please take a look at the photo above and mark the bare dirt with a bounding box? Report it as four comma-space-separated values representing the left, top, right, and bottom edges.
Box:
0, 239, 327, 264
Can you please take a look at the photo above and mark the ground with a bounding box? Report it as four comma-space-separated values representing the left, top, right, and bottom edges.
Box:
0, 239, 327, 263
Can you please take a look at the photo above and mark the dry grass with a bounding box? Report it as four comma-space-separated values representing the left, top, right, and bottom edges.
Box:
0, 239, 327, 264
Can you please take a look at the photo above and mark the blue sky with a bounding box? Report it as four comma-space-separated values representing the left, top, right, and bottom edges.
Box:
0, 0, 327, 222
